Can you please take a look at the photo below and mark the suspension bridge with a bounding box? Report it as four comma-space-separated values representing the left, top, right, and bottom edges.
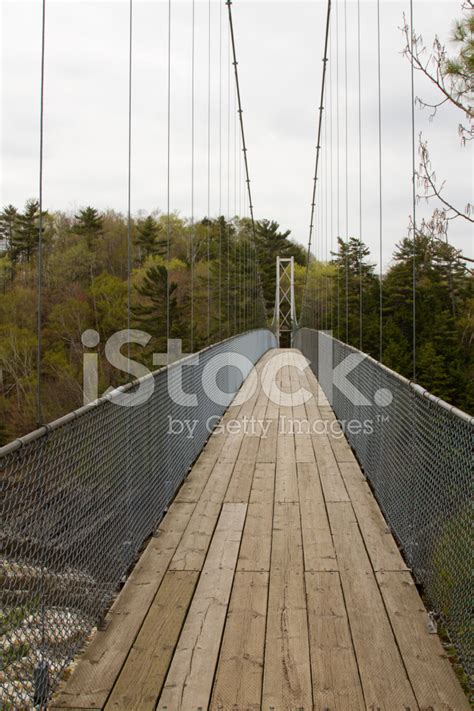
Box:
1, 0, 472, 709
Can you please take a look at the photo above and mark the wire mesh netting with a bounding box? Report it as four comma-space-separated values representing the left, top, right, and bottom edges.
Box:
0, 328, 276, 709
294, 327, 473, 684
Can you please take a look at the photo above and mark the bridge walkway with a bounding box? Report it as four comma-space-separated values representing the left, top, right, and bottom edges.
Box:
51, 349, 469, 711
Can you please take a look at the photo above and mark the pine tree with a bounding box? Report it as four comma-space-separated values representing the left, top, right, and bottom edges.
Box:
73, 207, 103, 249
12, 200, 46, 262
133, 264, 183, 352
135, 215, 164, 261
0, 204, 18, 255
331, 236, 378, 348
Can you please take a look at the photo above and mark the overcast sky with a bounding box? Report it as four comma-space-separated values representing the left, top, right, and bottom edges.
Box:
1, 0, 472, 270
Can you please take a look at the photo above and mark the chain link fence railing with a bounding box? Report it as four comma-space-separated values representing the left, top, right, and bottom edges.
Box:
0, 329, 276, 709
294, 327, 473, 685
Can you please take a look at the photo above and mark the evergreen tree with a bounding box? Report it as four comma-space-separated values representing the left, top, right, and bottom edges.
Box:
383, 232, 473, 406
73, 207, 103, 249
0, 204, 18, 255
12, 199, 46, 262
135, 215, 164, 260
331, 236, 378, 348
133, 264, 183, 352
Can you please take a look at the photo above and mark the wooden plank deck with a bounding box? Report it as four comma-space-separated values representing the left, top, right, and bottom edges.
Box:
51, 349, 469, 711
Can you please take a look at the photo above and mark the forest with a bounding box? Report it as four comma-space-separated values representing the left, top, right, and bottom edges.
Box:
0, 201, 472, 445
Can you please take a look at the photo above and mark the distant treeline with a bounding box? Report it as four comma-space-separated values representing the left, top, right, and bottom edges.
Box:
0, 201, 472, 443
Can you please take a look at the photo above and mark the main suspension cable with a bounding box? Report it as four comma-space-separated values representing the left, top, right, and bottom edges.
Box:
301, 0, 332, 324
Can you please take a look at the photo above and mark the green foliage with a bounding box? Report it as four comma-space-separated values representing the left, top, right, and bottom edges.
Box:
445, 11, 474, 89
73, 206, 103, 249
136, 215, 164, 259
314, 230, 473, 413
133, 264, 181, 353
0, 198, 472, 443
431, 503, 472, 664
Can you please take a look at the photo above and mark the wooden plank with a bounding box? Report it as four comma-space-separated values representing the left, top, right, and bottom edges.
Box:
297, 462, 337, 572
275, 459, 299, 504
157, 503, 247, 710
237, 462, 275, 572
256, 416, 278, 464
210, 572, 269, 711
51, 502, 195, 709
338, 461, 407, 572
169, 462, 235, 571
257, 350, 280, 464
318, 405, 359, 463
327, 501, 418, 710
376, 571, 470, 710
224, 438, 260, 504
262, 502, 313, 709
290, 360, 315, 465
105, 571, 198, 711
173, 452, 218, 504
305, 571, 365, 710
303, 391, 350, 503
311, 432, 350, 503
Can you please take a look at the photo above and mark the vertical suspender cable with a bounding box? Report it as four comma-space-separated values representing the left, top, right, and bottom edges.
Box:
37, 0, 46, 428
127, 0, 133, 358
301, 0, 331, 324
36, 4, 47, 690
329, 19, 334, 333
409, 0, 417, 562
344, 0, 349, 344
357, 0, 363, 349
233, 84, 238, 332
166, 0, 171, 357
324, 105, 329, 330
190, 0, 195, 352
377, 0, 383, 362
218, 0, 222, 339
335, 0, 340, 339
207, 0, 211, 344
409, 0, 417, 380
125, 0, 133, 579
227, 20, 231, 336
